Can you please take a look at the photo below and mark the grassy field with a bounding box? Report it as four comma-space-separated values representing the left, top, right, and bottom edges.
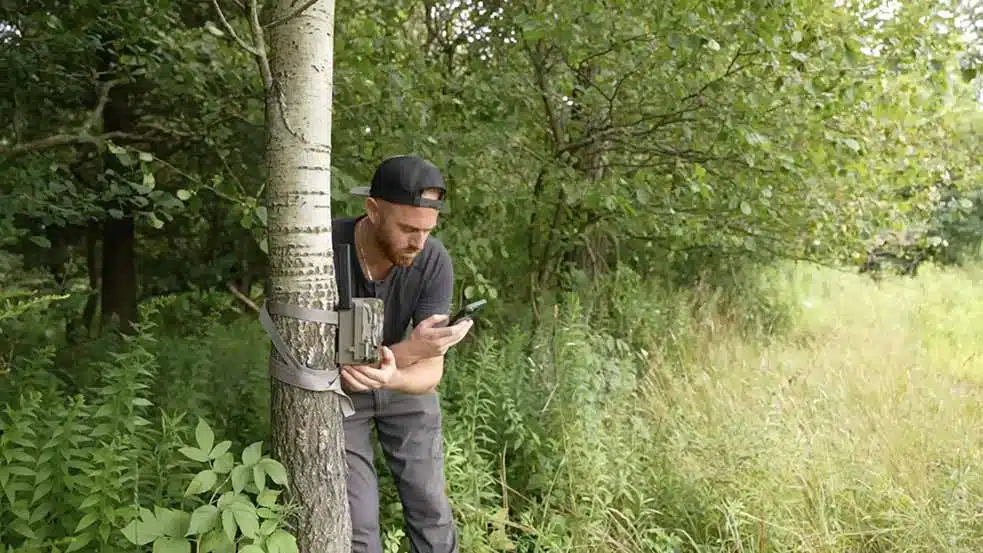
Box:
633, 262, 983, 552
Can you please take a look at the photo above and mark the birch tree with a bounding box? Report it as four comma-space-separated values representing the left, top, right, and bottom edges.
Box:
213, 0, 350, 550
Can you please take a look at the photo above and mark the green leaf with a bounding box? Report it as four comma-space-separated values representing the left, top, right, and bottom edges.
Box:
253, 464, 266, 493
233, 507, 260, 539
213, 452, 234, 474
9, 520, 36, 539
195, 419, 215, 453
114, 149, 136, 167
740, 201, 752, 215
65, 532, 94, 552
179, 446, 211, 463
177, 189, 193, 201
29, 235, 51, 248
210, 440, 232, 460
256, 489, 280, 507
8, 466, 35, 477
121, 519, 162, 545
260, 519, 279, 536
153, 536, 191, 553
267, 530, 298, 553
199, 529, 233, 553
259, 459, 288, 486
239, 546, 264, 553
204, 21, 224, 36
186, 505, 219, 536
139, 151, 154, 162
242, 442, 263, 466
74, 512, 99, 532
156, 508, 192, 538
185, 470, 219, 496
222, 509, 237, 542
231, 465, 250, 493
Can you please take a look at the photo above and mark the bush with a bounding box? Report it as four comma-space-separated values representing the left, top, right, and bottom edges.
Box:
0, 299, 293, 553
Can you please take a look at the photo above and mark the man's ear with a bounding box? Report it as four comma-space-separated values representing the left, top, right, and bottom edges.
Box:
364, 198, 379, 224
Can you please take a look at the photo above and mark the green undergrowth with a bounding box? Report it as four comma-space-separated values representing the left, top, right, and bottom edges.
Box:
3, 261, 983, 552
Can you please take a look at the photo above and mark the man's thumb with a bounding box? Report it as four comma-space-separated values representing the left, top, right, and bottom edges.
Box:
420, 313, 448, 327
380, 345, 395, 365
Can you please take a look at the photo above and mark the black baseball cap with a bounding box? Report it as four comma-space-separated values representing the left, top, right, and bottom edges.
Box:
350, 155, 446, 210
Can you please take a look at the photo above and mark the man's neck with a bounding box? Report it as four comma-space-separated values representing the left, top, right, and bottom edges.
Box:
355, 217, 392, 281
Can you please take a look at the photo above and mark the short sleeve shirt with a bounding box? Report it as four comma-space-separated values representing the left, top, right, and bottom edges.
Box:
331, 215, 454, 346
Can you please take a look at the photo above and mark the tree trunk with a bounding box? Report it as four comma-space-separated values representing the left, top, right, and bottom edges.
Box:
100, 216, 138, 333
69, 222, 101, 342
263, 0, 350, 552
99, 67, 139, 334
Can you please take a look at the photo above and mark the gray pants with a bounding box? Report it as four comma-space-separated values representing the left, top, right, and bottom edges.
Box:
344, 389, 458, 553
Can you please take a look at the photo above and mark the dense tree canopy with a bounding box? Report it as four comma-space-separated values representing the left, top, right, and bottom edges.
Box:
2, 0, 981, 327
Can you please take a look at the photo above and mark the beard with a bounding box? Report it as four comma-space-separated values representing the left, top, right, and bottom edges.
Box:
375, 231, 419, 268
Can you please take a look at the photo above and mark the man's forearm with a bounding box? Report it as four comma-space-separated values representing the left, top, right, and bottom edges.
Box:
384, 338, 444, 394
388, 355, 444, 394
388, 339, 426, 369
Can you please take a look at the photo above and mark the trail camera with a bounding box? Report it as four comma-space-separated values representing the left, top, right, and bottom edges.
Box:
260, 243, 384, 373
334, 243, 385, 366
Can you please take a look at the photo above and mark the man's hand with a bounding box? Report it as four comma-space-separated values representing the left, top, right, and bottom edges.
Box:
407, 314, 474, 361
341, 345, 397, 393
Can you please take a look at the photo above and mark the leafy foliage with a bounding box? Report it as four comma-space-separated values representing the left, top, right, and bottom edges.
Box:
0, 299, 293, 553
119, 420, 296, 553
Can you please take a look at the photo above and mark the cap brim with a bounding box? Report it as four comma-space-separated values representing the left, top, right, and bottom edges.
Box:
348, 186, 450, 213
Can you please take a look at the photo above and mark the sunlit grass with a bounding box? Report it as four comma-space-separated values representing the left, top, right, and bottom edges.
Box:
642, 261, 983, 552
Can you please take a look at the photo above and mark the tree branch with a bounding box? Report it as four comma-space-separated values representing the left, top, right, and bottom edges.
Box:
679, 45, 758, 104
248, 0, 273, 92
211, 0, 272, 91
264, 0, 318, 29
523, 40, 564, 151
211, 0, 260, 55
0, 130, 157, 159
0, 80, 127, 159
227, 280, 261, 314
85, 79, 118, 130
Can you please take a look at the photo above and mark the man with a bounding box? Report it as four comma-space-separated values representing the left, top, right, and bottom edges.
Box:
332, 155, 473, 553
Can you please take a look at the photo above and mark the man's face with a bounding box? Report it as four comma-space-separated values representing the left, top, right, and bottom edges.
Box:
367, 189, 441, 267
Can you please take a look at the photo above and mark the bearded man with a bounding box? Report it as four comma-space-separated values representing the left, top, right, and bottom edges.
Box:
333, 155, 473, 553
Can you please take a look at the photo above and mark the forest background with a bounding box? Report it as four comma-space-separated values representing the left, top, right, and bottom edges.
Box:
2, 0, 983, 551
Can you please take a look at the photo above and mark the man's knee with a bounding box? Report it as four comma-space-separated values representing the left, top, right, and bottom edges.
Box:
400, 466, 454, 525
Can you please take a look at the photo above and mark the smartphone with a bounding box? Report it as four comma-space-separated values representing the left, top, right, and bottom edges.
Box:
449, 299, 487, 326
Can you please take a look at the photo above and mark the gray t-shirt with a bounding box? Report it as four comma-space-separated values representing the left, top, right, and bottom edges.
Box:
331, 215, 454, 346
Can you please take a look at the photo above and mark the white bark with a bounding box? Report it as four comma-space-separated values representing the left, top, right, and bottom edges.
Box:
262, 0, 349, 551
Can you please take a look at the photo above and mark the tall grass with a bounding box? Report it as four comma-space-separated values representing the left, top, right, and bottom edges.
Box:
637, 261, 983, 552
432, 261, 983, 553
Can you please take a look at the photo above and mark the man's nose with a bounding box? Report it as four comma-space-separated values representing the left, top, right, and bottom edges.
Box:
409, 233, 426, 249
